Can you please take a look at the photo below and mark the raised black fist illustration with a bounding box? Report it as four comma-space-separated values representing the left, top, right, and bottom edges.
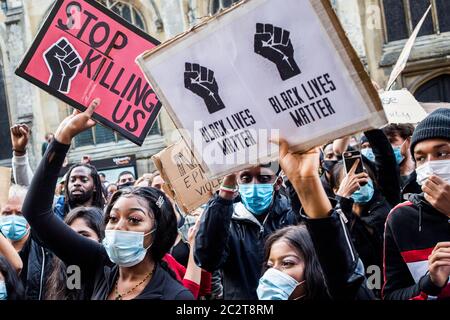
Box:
184, 63, 225, 114
254, 23, 301, 81
44, 37, 82, 93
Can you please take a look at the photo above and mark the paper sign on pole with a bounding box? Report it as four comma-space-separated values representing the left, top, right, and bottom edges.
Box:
380, 90, 428, 124
0, 167, 11, 208
138, 0, 386, 178
152, 140, 222, 214
15, 0, 161, 145
385, 5, 431, 91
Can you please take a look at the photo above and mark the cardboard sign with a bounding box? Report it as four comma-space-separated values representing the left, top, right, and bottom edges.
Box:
380, 90, 428, 124
15, 0, 161, 145
138, 0, 386, 178
385, 5, 431, 91
152, 140, 222, 213
0, 167, 11, 208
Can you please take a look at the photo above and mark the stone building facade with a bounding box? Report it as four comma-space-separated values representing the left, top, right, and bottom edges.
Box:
0, 0, 448, 179
333, 0, 450, 102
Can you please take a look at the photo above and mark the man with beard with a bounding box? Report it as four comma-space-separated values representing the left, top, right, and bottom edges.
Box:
54, 164, 105, 219
10, 124, 104, 219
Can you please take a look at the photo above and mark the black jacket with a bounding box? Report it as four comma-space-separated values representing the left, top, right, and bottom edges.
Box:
337, 192, 391, 275
363, 129, 401, 208
18, 235, 53, 300
304, 209, 374, 300
22, 139, 193, 300
194, 193, 299, 299
400, 171, 422, 202
383, 194, 450, 300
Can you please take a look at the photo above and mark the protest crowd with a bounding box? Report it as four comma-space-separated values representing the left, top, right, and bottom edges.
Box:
0, 0, 449, 303
0, 100, 448, 301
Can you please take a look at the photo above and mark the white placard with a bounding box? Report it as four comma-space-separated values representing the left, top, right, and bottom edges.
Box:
381, 90, 428, 124
138, 0, 386, 178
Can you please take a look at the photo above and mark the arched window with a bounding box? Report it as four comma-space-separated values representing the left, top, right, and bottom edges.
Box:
383, 0, 450, 43
97, 0, 146, 30
210, 0, 240, 15
414, 74, 450, 103
74, 0, 159, 148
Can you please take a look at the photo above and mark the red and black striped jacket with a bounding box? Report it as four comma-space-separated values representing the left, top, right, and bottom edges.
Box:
383, 194, 450, 300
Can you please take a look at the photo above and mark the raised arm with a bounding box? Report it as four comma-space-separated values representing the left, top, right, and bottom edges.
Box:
364, 129, 401, 207
10, 124, 34, 186
278, 139, 331, 218
21, 99, 106, 269
278, 139, 368, 299
333, 136, 351, 156
0, 233, 22, 274
194, 175, 235, 272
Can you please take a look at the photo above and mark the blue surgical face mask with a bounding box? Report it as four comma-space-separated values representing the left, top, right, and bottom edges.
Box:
0, 215, 29, 241
102, 229, 156, 267
238, 183, 274, 215
392, 146, 405, 165
361, 148, 375, 162
0, 281, 6, 300
351, 179, 375, 203
257, 267, 302, 300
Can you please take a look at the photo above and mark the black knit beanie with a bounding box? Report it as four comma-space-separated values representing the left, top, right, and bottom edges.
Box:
410, 108, 450, 156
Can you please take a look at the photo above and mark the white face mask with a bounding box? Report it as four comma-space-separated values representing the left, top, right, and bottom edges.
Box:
102, 229, 156, 267
257, 267, 304, 300
416, 159, 450, 186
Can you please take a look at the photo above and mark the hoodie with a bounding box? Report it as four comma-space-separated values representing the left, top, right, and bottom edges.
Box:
382, 194, 450, 300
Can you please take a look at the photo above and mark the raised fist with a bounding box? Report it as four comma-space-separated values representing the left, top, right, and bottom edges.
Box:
44, 37, 82, 93
184, 63, 225, 114
10, 124, 30, 154
254, 23, 301, 81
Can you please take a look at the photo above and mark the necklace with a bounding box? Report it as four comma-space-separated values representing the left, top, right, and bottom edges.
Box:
114, 269, 154, 300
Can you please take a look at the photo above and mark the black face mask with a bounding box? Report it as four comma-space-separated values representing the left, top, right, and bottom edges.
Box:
117, 181, 134, 190
322, 160, 338, 173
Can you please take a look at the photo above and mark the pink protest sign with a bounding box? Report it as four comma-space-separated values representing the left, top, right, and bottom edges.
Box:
15, 0, 161, 145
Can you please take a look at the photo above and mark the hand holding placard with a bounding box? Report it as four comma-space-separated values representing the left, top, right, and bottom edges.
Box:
138, 0, 387, 178
44, 37, 82, 93
276, 138, 331, 218
254, 23, 300, 81
184, 63, 225, 114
